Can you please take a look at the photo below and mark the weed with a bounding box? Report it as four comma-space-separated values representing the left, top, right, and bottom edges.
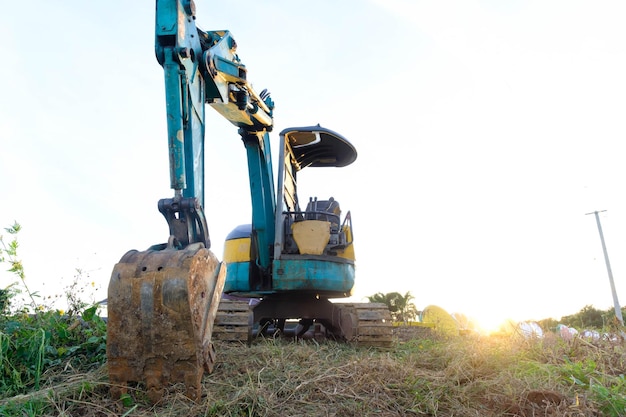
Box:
0, 224, 107, 400
0, 398, 49, 417
591, 375, 626, 417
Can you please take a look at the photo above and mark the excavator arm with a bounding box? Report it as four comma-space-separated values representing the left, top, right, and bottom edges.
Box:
107, 0, 276, 403
154, 0, 273, 249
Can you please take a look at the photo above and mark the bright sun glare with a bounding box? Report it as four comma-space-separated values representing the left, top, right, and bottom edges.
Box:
470, 313, 512, 335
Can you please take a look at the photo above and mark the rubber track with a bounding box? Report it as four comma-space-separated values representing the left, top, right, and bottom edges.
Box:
336, 302, 394, 348
213, 299, 251, 342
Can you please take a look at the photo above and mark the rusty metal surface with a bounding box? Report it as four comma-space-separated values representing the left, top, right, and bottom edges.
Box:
107, 244, 225, 403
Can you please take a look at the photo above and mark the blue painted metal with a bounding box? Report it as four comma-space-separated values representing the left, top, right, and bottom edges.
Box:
154, 1, 274, 248
272, 258, 354, 295
223, 258, 354, 297
155, 0, 205, 203
222, 261, 250, 293
241, 130, 276, 274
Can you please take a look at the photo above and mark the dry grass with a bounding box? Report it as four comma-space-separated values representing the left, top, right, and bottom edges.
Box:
2, 331, 624, 416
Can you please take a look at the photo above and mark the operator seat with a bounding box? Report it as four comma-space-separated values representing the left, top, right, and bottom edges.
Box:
305, 197, 340, 223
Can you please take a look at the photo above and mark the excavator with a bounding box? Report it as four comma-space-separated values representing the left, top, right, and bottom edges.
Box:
106, 0, 392, 403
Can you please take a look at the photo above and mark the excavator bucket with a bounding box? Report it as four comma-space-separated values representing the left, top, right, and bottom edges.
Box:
106, 244, 225, 403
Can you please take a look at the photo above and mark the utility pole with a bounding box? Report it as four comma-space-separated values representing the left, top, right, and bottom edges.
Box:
586, 210, 624, 325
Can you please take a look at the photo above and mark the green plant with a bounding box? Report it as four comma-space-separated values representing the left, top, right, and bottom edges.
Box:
0, 398, 48, 417
63, 268, 98, 317
0, 222, 39, 314
590, 375, 626, 417
560, 356, 626, 416
0, 223, 107, 400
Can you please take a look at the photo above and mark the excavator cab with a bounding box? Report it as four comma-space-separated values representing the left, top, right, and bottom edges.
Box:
222, 126, 357, 296
218, 126, 391, 345
277, 126, 357, 261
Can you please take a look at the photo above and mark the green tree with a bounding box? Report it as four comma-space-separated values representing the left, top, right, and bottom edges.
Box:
561, 305, 604, 329
538, 317, 559, 332
367, 291, 417, 322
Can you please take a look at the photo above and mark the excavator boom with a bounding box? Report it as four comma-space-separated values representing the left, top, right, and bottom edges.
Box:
107, 0, 274, 403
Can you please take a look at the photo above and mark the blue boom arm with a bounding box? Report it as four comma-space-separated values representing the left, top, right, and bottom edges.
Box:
154, 0, 276, 268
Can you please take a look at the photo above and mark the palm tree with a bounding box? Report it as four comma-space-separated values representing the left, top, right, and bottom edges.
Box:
366, 292, 387, 304
366, 291, 418, 322
366, 292, 399, 317
393, 291, 417, 323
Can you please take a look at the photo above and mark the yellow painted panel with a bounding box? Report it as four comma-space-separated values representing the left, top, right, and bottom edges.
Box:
223, 238, 251, 263
337, 225, 356, 260
292, 220, 330, 255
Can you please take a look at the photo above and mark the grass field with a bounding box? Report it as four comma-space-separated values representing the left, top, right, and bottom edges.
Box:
2, 328, 625, 417
2, 225, 625, 416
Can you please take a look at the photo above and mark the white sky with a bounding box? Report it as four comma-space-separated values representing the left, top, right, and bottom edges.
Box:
2, 0, 626, 331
